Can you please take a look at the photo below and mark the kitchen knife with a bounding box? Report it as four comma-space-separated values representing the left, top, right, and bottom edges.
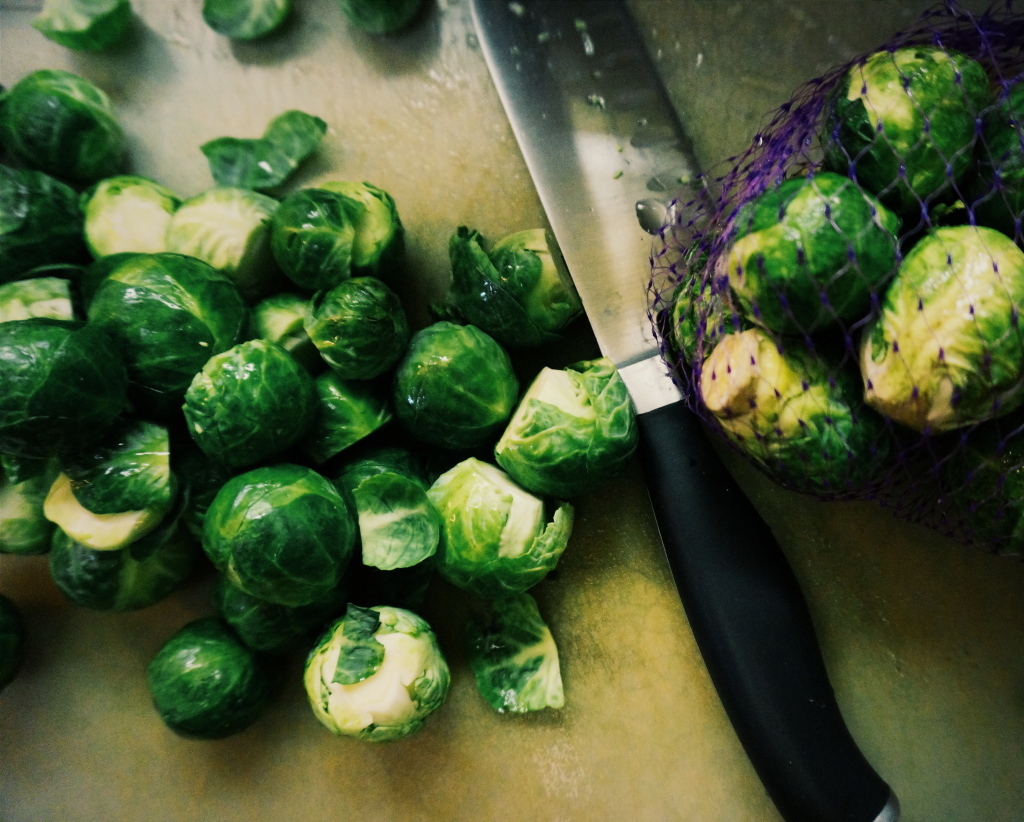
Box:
470, 2, 900, 821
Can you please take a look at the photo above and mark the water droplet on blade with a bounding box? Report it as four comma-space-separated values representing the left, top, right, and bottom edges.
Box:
636, 199, 667, 234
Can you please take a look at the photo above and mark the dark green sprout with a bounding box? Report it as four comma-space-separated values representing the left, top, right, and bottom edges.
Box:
32, 0, 133, 51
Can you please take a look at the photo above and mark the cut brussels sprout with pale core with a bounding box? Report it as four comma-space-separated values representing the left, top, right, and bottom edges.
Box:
0, 69, 126, 184
0, 277, 75, 323
82, 176, 179, 258
0, 593, 26, 692
393, 322, 519, 450
165, 187, 281, 302
337, 0, 424, 34
147, 616, 272, 739
87, 253, 248, 403
184, 339, 317, 469
466, 592, 564, 713
304, 604, 450, 741
203, 110, 326, 192
32, 0, 132, 51
725, 173, 901, 332
0, 319, 127, 459
703, 328, 890, 493
318, 181, 405, 277
861, 226, 1024, 433
301, 372, 393, 464
202, 0, 291, 40
304, 277, 410, 379
0, 166, 88, 283
428, 458, 574, 599
971, 80, 1024, 242
495, 357, 639, 499
0, 460, 58, 555
202, 464, 357, 607
823, 46, 991, 215
247, 291, 320, 372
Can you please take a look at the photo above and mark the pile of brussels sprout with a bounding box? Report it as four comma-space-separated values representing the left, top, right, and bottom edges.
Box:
662, 40, 1024, 553
0, 61, 640, 741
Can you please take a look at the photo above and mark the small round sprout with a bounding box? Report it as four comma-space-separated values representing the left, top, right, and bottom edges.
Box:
0, 277, 76, 323
31, 0, 133, 51
392, 322, 519, 450
427, 457, 574, 599
202, 0, 291, 40
304, 604, 450, 741
82, 176, 180, 258
305, 277, 410, 379
301, 372, 393, 465
270, 188, 363, 291
338, 0, 424, 34
317, 182, 405, 277
0, 69, 126, 184
146, 616, 272, 739
202, 464, 357, 607
0, 459, 58, 556
0, 593, 26, 692
183, 339, 317, 469
247, 292, 321, 373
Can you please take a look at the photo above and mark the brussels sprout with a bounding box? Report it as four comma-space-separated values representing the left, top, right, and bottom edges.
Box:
668, 270, 743, 366
337, 0, 424, 34
270, 187, 363, 291
335, 447, 440, 571
147, 616, 272, 739
823, 47, 991, 214
466, 592, 564, 713
861, 226, 1024, 433
43, 471, 172, 551
184, 339, 317, 469
203, 464, 357, 607
0, 166, 88, 282
304, 604, 449, 741
82, 176, 179, 258
0, 277, 75, 323
171, 440, 233, 540
427, 458, 574, 599
443, 227, 582, 349
302, 372, 393, 464
495, 357, 639, 499
317, 181, 405, 277
202, 110, 326, 192
0, 593, 26, 692
725, 173, 901, 332
32, 0, 132, 51
61, 419, 176, 515
305, 277, 410, 379
393, 322, 519, 450
77, 252, 141, 308
87, 253, 248, 402
202, 0, 291, 40
703, 328, 891, 493
247, 291, 320, 372
214, 575, 346, 653
0, 319, 127, 459
972, 80, 1024, 242
165, 187, 281, 302
49, 517, 199, 611
0, 69, 126, 184
0, 459, 58, 555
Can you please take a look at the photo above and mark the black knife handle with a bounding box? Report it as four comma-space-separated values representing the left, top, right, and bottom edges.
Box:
637, 400, 897, 822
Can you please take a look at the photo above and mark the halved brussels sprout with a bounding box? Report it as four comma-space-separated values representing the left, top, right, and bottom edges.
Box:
304, 604, 449, 741
495, 357, 638, 499
301, 372, 393, 465
146, 616, 272, 739
0, 166, 88, 283
203, 464, 357, 607
202, 110, 327, 192
0, 593, 26, 692
0, 277, 75, 323
427, 457, 574, 599
318, 181, 405, 277
202, 0, 291, 40
393, 322, 519, 450
165, 187, 281, 302
725, 173, 901, 332
861, 226, 1024, 433
32, 0, 132, 51
0, 319, 127, 459
971, 79, 1023, 242
0, 459, 58, 555
184, 339, 317, 469
247, 291, 320, 372
0, 69, 126, 184
703, 328, 891, 493
668, 269, 743, 366
338, 0, 423, 34
82, 176, 179, 258
304, 277, 410, 379
466, 592, 564, 713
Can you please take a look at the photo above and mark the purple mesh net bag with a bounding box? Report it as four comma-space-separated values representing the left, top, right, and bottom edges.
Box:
649, 1, 1024, 556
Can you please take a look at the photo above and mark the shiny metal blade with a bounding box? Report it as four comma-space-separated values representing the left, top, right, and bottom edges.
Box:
470, 0, 702, 399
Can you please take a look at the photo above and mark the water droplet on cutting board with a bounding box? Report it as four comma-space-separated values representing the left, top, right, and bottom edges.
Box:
636, 199, 667, 234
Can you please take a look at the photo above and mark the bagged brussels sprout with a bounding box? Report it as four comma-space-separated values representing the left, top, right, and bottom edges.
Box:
650, 3, 1024, 551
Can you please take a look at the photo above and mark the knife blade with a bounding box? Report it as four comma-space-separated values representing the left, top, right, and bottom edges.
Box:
470, 2, 900, 821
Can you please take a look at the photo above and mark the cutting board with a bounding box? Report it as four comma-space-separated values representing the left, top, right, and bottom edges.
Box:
1, 2, 1022, 820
